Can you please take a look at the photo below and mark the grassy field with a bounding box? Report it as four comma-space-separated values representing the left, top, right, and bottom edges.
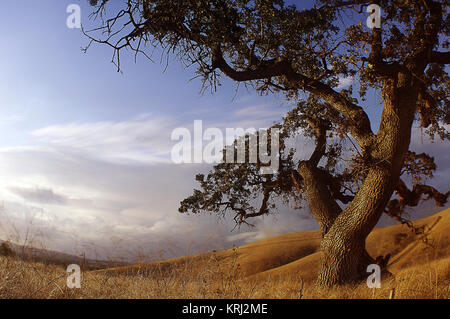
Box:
0, 208, 449, 299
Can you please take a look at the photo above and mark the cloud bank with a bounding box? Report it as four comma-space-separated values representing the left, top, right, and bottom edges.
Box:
0, 106, 319, 261
0, 109, 447, 262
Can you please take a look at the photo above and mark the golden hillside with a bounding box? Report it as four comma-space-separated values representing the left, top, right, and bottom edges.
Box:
1, 208, 448, 299
97, 208, 450, 285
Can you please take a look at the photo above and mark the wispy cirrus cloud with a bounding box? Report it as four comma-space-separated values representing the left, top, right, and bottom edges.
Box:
31, 114, 176, 164
233, 104, 286, 119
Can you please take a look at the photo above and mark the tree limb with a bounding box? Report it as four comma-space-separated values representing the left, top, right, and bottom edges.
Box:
386, 178, 449, 220
212, 47, 375, 149
429, 51, 450, 64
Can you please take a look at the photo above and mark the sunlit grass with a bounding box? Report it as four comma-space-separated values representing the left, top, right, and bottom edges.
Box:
0, 254, 448, 299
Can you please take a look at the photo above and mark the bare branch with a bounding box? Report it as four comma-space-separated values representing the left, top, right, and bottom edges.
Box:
429, 51, 450, 64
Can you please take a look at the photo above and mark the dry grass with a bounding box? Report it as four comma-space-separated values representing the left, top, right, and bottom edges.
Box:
1, 208, 449, 299
0, 253, 448, 299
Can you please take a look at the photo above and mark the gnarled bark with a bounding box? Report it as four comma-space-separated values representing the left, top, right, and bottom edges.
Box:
316, 76, 419, 286
100, 0, 449, 288
296, 163, 341, 236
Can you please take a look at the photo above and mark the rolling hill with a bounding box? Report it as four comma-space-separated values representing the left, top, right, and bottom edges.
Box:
96, 208, 450, 285
1, 208, 448, 299
0, 239, 127, 270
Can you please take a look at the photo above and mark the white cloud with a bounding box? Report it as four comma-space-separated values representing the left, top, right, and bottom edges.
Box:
8, 186, 68, 205
31, 114, 176, 164
226, 209, 317, 245
336, 76, 353, 90
2, 111, 446, 262
0, 134, 316, 261
233, 104, 285, 119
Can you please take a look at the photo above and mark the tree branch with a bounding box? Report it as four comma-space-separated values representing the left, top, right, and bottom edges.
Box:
232, 188, 272, 225
305, 117, 331, 167
410, 0, 444, 70
212, 47, 375, 149
386, 178, 449, 218
429, 51, 450, 64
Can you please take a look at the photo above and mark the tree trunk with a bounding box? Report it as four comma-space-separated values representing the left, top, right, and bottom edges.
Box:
315, 77, 419, 287
297, 162, 341, 236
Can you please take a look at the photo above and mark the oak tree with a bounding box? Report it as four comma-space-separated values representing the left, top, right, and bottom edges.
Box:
85, 0, 449, 286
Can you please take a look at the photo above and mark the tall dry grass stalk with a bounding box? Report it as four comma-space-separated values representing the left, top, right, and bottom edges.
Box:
0, 253, 448, 299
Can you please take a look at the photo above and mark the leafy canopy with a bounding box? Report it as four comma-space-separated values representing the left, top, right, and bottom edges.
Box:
85, 0, 449, 225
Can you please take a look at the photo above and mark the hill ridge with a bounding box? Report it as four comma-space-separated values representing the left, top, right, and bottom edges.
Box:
96, 207, 449, 282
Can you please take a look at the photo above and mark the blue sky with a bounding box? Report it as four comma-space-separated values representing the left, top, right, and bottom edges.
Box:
0, 0, 382, 147
0, 1, 447, 261
0, 0, 296, 147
